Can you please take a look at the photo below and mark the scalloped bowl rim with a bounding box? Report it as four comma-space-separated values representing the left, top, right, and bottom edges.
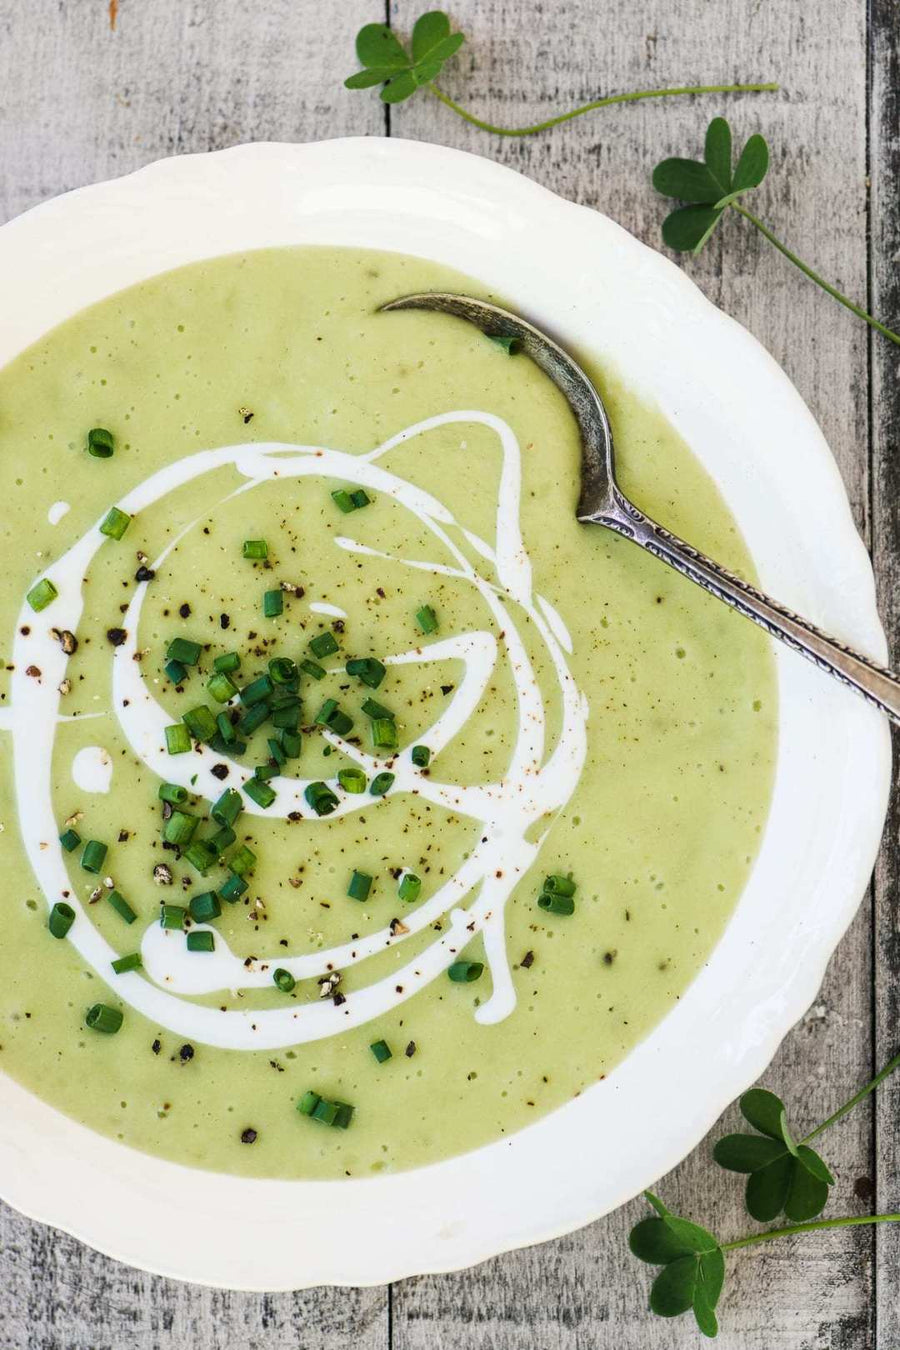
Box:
0, 138, 889, 1290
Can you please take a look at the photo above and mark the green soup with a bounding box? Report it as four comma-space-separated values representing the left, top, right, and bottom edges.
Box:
0, 247, 776, 1178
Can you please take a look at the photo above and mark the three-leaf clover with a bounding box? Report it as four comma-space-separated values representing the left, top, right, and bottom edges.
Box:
629, 1192, 725, 1338
713, 1088, 835, 1222
652, 116, 769, 253
345, 10, 464, 105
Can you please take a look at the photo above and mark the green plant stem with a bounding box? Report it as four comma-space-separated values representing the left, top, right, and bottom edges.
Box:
732, 202, 900, 347
800, 1049, 900, 1144
429, 82, 780, 138
722, 1213, 900, 1252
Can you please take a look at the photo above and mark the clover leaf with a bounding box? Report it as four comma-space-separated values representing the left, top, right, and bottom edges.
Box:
345, 10, 465, 105
713, 1088, 835, 1223
652, 116, 769, 253
629, 1192, 725, 1338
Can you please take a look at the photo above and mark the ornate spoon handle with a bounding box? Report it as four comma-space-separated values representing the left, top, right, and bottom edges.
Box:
593, 494, 900, 725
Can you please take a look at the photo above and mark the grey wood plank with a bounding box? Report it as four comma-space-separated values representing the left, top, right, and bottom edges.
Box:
869, 2, 900, 1347
388, 0, 877, 1346
0, 0, 384, 226
0, 2, 387, 1347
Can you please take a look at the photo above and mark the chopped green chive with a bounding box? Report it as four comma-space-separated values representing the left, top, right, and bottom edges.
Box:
228, 844, 257, 876
48, 902, 75, 939
254, 761, 276, 780
346, 656, 386, 689
269, 656, 297, 685
416, 605, 438, 634
99, 505, 132, 540
490, 335, 520, 355
59, 828, 81, 852
211, 787, 243, 827
411, 745, 431, 768
280, 729, 303, 758
371, 717, 398, 751
219, 874, 248, 903
214, 651, 241, 674
242, 539, 268, 559
107, 890, 137, 924
158, 782, 188, 806
448, 960, 484, 983
538, 892, 575, 916
182, 705, 218, 743
267, 736, 287, 767
338, 767, 367, 794
311, 1098, 339, 1126
309, 631, 339, 659
160, 903, 187, 930
184, 839, 218, 874
111, 952, 142, 975
348, 870, 373, 901
165, 659, 187, 684
162, 809, 197, 846
86, 427, 115, 458
263, 589, 283, 618
26, 578, 58, 612
305, 781, 339, 816
315, 699, 354, 737
85, 1002, 123, 1033
361, 697, 394, 721
272, 702, 301, 730
166, 637, 202, 665
210, 824, 236, 854
301, 1094, 351, 1128
187, 930, 215, 953
333, 1102, 355, 1130
239, 674, 274, 706
331, 487, 371, 512
81, 840, 107, 874
189, 890, 221, 923
238, 701, 270, 736
543, 873, 576, 897
165, 723, 192, 755
273, 968, 296, 993
299, 658, 326, 680
370, 772, 395, 797
207, 671, 238, 703
370, 1039, 392, 1063
216, 711, 237, 744
244, 777, 277, 809
297, 1090, 321, 1117
398, 872, 421, 904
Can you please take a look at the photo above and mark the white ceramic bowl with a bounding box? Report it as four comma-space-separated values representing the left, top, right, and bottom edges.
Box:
0, 139, 889, 1290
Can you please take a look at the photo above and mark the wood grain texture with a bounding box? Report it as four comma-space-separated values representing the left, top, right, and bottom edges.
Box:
870, 2, 900, 1348
0, 0, 890, 1346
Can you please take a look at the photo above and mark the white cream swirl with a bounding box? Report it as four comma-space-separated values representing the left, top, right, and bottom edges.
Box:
8, 413, 588, 1049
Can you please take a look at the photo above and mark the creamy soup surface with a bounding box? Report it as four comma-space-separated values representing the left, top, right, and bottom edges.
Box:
0, 247, 776, 1179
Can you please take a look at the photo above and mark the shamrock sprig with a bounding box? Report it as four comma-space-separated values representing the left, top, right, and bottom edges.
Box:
629, 1193, 725, 1338
629, 1051, 900, 1338
345, 11, 464, 105
713, 1088, 834, 1222
345, 11, 777, 131
653, 116, 900, 346
652, 116, 767, 251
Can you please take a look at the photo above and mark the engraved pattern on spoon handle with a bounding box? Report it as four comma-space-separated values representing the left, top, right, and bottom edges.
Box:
597, 497, 900, 725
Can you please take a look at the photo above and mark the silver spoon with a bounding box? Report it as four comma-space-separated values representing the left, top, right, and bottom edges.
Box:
382, 292, 900, 723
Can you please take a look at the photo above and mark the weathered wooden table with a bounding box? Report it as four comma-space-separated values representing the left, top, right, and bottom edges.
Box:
1, 2, 897, 1345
